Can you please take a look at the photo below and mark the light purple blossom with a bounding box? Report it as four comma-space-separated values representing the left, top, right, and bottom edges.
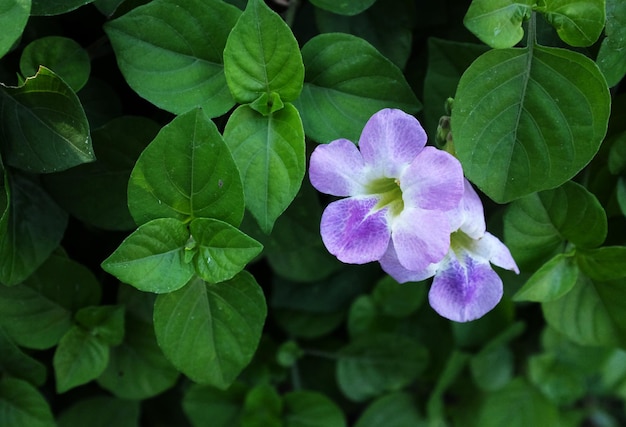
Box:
309, 108, 465, 274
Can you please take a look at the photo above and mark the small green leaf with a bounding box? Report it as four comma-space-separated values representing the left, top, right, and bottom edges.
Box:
283, 391, 346, 427
309, 0, 375, 16
53, 325, 109, 393
293, 33, 420, 144
537, 0, 605, 47
597, 0, 626, 87
75, 305, 125, 346
354, 392, 425, 427
0, 66, 94, 173
183, 384, 247, 427
337, 333, 428, 402
577, 246, 626, 282
31, 0, 94, 15
105, 0, 240, 117
224, 104, 305, 233
190, 218, 263, 284
513, 253, 579, 302
0, 328, 47, 386
20, 36, 91, 91
453, 46, 610, 202
463, 0, 533, 49
101, 218, 195, 293
0, 0, 30, 59
128, 108, 244, 227
154, 273, 266, 388
0, 376, 55, 427
57, 396, 140, 427
242, 384, 282, 427
223, 0, 303, 106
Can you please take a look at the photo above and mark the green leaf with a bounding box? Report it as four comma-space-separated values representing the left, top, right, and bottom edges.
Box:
154, 273, 267, 388
597, 0, 626, 87
453, 46, 610, 202
57, 396, 140, 427
223, 0, 303, 110
0, 66, 94, 173
128, 108, 244, 227
44, 116, 159, 231
577, 246, 626, 282
371, 276, 426, 318
528, 353, 586, 405
20, 36, 91, 91
470, 345, 514, 391
183, 384, 246, 427
337, 333, 428, 402
31, 0, 94, 15
242, 384, 282, 427
78, 78, 122, 129
0, 376, 55, 427
75, 305, 125, 346
309, 0, 375, 16
0, 328, 47, 386
504, 181, 607, 269
53, 325, 109, 393
283, 391, 346, 427
101, 218, 195, 293
104, 0, 240, 117
293, 33, 420, 144
513, 253, 579, 302
0, 173, 68, 285
223, 104, 305, 233
354, 392, 426, 427
0, 0, 30, 59
537, 0, 605, 47
190, 218, 263, 284
274, 309, 344, 339
463, 0, 533, 49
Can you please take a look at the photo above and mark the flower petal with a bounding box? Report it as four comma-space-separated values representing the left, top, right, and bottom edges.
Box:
428, 254, 503, 322
448, 180, 486, 238
309, 138, 368, 197
379, 241, 438, 283
391, 207, 451, 272
476, 232, 520, 274
320, 197, 390, 264
358, 109, 426, 177
401, 147, 464, 211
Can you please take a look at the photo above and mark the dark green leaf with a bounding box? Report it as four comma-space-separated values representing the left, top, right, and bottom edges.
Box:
0, 376, 55, 427
528, 353, 586, 405
223, 104, 305, 233
31, 0, 94, 15
57, 396, 140, 427
537, 0, 605, 47
154, 273, 266, 388
577, 246, 626, 282
242, 384, 282, 427
273, 309, 345, 339
101, 218, 195, 293
183, 384, 247, 427
0, 0, 30, 59
293, 33, 420, 144
463, 0, 533, 49
309, 0, 375, 16
354, 392, 425, 427
470, 345, 514, 391
128, 108, 244, 227
453, 46, 610, 202
371, 276, 426, 318
283, 391, 346, 427
75, 305, 125, 346
597, 0, 626, 87
513, 253, 579, 302
78, 78, 123, 129
105, 0, 240, 117
93, 0, 125, 17
0, 328, 47, 386
0, 67, 94, 173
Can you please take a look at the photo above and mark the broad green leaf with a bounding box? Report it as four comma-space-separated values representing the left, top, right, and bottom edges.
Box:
0, 173, 68, 285
453, 46, 610, 202
53, 325, 109, 393
470, 345, 514, 391
309, 0, 375, 16
577, 246, 626, 282
223, 104, 305, 233
20, 36, 91, 91
0, 0, 30, 59
75, 305, 125, 346
513, 253, 579, 302
183, 384, 247, 427
101, 218, 195, 293
537, 0, 605, 47
0, 66, 94, 173
528, 353, 586, 405
0, 328, 47, 386
190, 218, 263, 284
242, 384, 282, 427
293, 33, 420, 144
44, 116, 159, 231
371, 276, 426, 318
337, 333, 428, 402
354, 392, 426, 427
463, 0, 533, 49
57, 396, 140, 427
0, 376, 55, 427
31, 0, 94, 15
283, 391, 346, 427
128, 108, 244, 227
223, 0, 303, 112
477, 378, 559, 427
504, 181, 607, 269
154, 273, 266, 388
597, 0, 626, 87
105, 0, 240, 117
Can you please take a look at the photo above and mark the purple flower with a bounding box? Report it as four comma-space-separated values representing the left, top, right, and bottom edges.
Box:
380, 181, 519, 322
309, 108, 465, 273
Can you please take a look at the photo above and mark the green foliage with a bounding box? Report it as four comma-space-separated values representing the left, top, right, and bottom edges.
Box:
0, 0, 30, 59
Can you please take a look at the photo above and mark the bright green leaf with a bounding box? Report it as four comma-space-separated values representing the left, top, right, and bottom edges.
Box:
0, 0, 30, 59
75, 305, 125, 346
223, 0, 303, 109
293, 33, 420, 144
223, 104, 305, 233
453, 46, 610, 202
128, 108, 244, 227
101, 218, 195, 293
190, 218, 263, 284
309, 0, 375, 16
0, 328, 47, 386
183, 384, 247, 427
53, 325, 109, 393
283, 391, 346, 427
154, 273, 266, 389
57, 396, 140, 427
354, 392, 425, 427
513, 253, 579, 302
0, 376, 55, 427
31, 0, 94, 15
577, 246, 626, 282
104, 0, 240, 117
597, 0, 626, 87
463, 0, 533, 49
537, 0, 605, 47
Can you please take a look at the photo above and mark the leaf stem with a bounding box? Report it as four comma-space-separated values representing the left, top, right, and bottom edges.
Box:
302, 348, 339, 360
527, 11, 537, 48
284, 0, 300, 28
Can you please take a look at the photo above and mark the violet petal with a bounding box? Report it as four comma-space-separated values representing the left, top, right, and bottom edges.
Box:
309, 138, 368, 197
379, 240, 438, 283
